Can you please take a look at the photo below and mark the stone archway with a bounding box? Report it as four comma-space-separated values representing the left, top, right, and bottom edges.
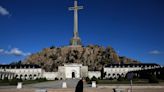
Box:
71, 69, 78, 79
72, 72, 75, 78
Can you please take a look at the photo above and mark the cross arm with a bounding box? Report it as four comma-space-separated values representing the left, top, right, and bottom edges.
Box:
68, 6, 84, 11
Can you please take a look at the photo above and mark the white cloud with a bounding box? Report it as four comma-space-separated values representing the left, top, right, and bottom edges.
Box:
23, 52, 31, 56
0, 49, 4, 53
0, 6, 10, 16
0, 48, 31, 56
10, 48, 23, 56
149, 50, 162, 55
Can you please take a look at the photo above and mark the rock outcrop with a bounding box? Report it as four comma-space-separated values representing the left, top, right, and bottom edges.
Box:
24, 45, 140, 72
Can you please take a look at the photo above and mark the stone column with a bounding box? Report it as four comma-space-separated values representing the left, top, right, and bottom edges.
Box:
1, 74, 4, 80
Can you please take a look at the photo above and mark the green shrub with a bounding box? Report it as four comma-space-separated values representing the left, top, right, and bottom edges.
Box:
85, 77, 91, 84
108, 77, 114, 80
117, 76, 124, 81
35, 78, 39, 80
91, 76, 98, 83
36, 78, 47, 82
149, 75, 159, 83
9, 78, 18, 85
2, 77, 9, 83
133, 76, 139, 81
17, 78, 23, 82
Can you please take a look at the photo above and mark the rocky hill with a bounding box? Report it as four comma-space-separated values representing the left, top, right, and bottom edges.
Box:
23, 45, 140, 72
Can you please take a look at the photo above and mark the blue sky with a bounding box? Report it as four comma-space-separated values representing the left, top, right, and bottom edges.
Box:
0, 0, 164, 65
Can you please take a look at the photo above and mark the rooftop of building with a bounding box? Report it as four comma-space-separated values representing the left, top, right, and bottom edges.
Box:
105, 63, 160, 67
0, 64, 41, 69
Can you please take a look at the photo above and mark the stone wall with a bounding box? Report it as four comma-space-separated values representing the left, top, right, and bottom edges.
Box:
0, 68, 43, 80
104, 67, 143, 79
81, 66, 88, 78
0, 71, 15, 79
43, 72, 58, 80
58, 66, 65, 80
88, 71, 101, 79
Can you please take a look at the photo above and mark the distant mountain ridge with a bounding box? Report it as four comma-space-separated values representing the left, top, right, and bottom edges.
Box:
24, 45, 140, 72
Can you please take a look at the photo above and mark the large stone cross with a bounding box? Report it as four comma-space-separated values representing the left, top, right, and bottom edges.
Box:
68, 0, 83, 38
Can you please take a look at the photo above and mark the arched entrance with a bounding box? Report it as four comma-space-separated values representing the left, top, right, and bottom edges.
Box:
72, 72, 75, 78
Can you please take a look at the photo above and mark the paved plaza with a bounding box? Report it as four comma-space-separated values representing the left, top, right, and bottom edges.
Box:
0, 79, 164, 92
24, 79, 90, 88
0, 88, 164, 92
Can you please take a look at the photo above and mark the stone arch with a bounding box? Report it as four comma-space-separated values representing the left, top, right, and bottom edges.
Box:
34, 74, 37, 77
20, 74, 23, 79
72, 72, 75, 78
5, 74, 8, 78
24, 74, 28, 80
8, 74, 11, 79
1, 74, 5, 79
117, 73, 121, 78
15, 74, 18, 78
121, 73, 124, 77
0, 74, 2, 79
108, 73, 111, 77
33, 74, 37, 79
29, 74, 32, 80
71, 69, 77, 78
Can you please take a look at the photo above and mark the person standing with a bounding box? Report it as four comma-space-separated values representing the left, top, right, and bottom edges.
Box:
75, 78, 85, 92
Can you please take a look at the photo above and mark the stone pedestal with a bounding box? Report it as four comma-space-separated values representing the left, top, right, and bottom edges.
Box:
92, 81, 96, 88
17, 82, 22, 89
62, 82, 67, 88
127, 88, 131, 92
